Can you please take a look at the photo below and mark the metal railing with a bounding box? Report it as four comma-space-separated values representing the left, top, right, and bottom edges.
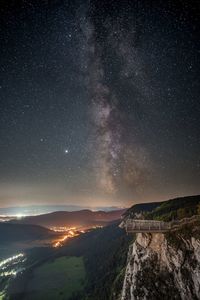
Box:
125, 215, 200, 233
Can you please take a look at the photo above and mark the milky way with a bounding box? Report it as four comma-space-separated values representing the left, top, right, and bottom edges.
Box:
0, 0, 199, 207
80, 4, 152, 197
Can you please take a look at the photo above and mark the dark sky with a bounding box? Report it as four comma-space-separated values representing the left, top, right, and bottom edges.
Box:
0, 0, 199, 208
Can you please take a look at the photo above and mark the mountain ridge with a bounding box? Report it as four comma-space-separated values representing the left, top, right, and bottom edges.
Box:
9, 209, 126, 228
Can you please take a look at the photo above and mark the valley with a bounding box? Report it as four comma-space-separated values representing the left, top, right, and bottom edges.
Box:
1, 196, 200, 300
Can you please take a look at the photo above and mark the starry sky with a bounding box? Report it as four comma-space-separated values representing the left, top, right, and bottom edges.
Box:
0, 0, 199, 209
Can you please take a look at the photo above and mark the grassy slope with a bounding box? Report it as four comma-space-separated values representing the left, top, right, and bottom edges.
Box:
0, 293, 5, 300
25, 256, 86, 300
125, 195, 200, 221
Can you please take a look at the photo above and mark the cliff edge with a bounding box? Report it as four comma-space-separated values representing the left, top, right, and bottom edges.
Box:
120, 195, 200, 300
121, 223, 200, 300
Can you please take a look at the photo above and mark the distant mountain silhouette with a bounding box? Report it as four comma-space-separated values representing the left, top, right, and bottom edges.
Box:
0, 205, 126, 216
10, 209, 126, 228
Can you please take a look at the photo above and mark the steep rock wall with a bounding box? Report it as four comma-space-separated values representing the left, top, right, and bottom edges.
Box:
121, 231, 200, 300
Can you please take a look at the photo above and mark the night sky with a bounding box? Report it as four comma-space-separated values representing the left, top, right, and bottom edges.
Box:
0, 0, 199, 209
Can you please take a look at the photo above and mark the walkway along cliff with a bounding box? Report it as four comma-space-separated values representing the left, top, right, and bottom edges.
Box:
124, 215, 200, 233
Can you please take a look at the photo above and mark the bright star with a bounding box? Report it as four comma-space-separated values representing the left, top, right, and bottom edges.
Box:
65, 149, 69, 154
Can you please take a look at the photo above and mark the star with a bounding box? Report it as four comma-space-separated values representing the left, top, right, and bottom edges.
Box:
0, 0, 199, 209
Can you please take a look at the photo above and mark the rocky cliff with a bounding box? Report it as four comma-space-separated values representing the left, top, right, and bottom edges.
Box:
121, 224, 200, 300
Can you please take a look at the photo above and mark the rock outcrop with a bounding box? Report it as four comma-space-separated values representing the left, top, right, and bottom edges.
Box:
121, 227, 200, 300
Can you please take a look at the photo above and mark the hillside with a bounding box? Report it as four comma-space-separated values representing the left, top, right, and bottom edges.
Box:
7, 222, 132, 300
124, 195, 200, 222
0, 222, 55, 243
10, 209, 126, 228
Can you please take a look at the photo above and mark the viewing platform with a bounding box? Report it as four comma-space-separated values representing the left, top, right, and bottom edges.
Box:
125, 215, 200, 233
125, 219, 170, 233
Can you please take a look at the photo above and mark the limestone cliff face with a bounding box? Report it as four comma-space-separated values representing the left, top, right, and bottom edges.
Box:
121, 230, 200, 300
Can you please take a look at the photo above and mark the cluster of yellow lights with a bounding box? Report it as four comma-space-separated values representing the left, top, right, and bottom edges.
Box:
0, 253, 25, 278
52, 225, 102, 248
0, 270, 17, 277
50, 226, 77, 232
53, 229, 80, 248
0, 253, 24, 268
